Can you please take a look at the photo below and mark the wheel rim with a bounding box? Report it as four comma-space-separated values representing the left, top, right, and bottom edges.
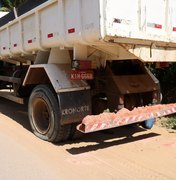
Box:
32, 98, 51, 135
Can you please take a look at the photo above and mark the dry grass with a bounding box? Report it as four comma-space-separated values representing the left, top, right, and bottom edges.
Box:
156, 116, 176, 132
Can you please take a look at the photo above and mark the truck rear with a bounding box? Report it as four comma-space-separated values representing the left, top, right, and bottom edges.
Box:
0, 0, 176, 142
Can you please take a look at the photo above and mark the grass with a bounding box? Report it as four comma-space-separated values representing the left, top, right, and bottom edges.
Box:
166, 116, 176, 130
157, 116, 176, 130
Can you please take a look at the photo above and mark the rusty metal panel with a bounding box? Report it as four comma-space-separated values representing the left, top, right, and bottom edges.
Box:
114, 75, 159, 94
23, 67, 50, 85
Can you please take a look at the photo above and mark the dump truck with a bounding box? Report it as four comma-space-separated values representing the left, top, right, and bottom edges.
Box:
0, 0, 176, 142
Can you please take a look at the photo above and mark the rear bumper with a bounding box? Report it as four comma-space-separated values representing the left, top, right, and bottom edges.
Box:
77, 104, 176, 133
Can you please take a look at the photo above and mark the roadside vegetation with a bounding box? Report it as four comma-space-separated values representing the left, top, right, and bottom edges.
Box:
0, 0, 25, 11
156, 116, 176, 131
165, 116, 176, 130
152, 63, 176, 131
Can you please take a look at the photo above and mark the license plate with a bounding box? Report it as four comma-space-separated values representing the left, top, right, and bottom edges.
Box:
70, 70, 94, 80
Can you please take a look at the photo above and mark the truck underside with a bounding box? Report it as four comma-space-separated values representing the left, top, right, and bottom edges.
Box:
0, 46, 174, 142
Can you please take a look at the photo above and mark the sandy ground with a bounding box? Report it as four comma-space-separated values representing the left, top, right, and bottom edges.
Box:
0, 98, 176, 180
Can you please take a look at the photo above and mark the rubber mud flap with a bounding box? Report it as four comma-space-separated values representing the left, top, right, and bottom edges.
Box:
58, 90, 91, 125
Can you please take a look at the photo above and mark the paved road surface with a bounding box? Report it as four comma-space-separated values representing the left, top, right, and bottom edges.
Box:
0, 98, 176, 180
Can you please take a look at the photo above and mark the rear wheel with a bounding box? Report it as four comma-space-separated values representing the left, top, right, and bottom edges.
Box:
28, 85, 71, 143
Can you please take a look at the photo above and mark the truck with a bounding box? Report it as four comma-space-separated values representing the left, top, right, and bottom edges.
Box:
0, 0, 176, 142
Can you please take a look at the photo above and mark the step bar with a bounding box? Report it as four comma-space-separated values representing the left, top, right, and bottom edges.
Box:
0, 91, 25, 104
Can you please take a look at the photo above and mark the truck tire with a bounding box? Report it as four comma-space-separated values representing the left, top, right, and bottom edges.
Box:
141, 118, 155, 129
28, 85, 71, 143
69, 123, 83, 140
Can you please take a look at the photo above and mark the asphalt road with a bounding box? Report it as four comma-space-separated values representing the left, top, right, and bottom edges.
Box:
0, 98, 176, 180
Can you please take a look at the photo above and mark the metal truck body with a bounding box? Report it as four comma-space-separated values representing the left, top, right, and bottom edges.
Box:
0, 0, 176, 142
0, 0, 176, 61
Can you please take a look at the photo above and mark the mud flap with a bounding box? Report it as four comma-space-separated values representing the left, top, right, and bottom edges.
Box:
58, 90, 91, 125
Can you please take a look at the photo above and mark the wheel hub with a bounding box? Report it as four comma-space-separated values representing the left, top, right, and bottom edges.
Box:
32, 98, 51, 135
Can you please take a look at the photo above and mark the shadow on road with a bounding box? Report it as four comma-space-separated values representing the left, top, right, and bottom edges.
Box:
0, 98, 161, 153
0, 98, 31, 131
65, 126, 160, 155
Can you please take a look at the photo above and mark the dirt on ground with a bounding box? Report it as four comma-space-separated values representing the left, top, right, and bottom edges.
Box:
0, 98, 176, 180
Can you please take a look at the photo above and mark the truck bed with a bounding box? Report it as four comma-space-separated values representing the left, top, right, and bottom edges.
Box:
0, 0, 176, 59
